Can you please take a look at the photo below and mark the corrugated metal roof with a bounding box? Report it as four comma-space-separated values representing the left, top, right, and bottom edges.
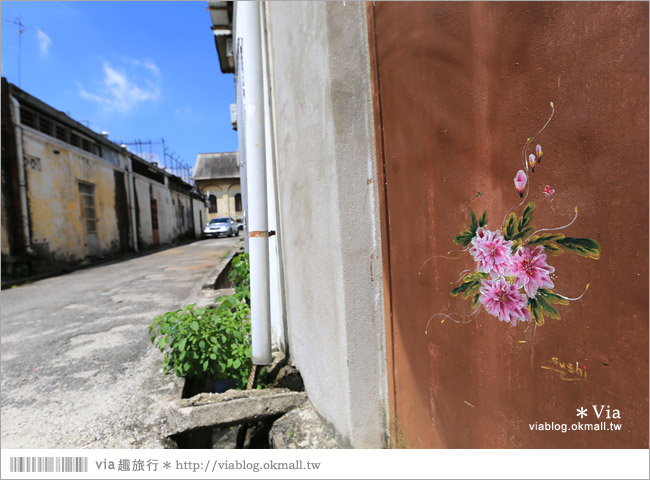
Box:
193, 152, 239, 180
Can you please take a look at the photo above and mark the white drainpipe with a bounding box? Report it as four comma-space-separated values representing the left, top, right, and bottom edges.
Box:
237, 0, 272, 365
9, 95, 35, 256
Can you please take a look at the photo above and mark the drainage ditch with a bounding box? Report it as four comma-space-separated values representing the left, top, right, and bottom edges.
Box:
168, 357, 304, 449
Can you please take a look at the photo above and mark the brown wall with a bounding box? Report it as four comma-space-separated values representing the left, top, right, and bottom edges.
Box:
370, 2, 648, 448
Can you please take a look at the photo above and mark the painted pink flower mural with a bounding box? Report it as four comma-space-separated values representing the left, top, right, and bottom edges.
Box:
514, 170, 527, 197
510, 245, 555, 298
442, 102, 601, 329
479, 277, 531, 326
469, 228, 513, 277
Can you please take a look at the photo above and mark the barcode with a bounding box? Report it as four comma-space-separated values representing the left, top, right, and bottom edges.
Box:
9, 457, 88, 473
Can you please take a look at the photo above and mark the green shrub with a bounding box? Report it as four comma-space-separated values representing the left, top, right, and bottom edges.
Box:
148, 252, 254, 389
229, 252, 250, 301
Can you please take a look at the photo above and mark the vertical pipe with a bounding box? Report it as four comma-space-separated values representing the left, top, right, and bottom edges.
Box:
9, 95, 34, 255
237, 0, 272, 365
126, 157, 139, 252
234, 2, 250, 253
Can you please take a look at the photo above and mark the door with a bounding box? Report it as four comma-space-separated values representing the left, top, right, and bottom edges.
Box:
78, 181, 99, 256
150, 197, 159, 245
369, 2, 648, 448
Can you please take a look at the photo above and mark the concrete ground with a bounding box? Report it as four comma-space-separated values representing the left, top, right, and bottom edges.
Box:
0, 236, 241, 448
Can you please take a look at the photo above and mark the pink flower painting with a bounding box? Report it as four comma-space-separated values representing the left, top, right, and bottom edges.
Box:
469, 228, 513, 277
479, 277, 531, 326
528, 153, 537, 172
510, 246, 555, 298
446, 103, 601, 329
514, 170, 527, 197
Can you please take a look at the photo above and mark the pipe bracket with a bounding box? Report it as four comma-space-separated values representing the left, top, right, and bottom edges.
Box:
249, 230, 276, 238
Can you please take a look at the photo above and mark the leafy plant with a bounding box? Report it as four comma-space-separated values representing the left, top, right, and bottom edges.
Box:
149, 251, 254, 389
229, 252, 250, 301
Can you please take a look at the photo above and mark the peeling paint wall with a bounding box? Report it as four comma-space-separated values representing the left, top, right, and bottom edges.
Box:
132, 175, 199, 248
22, 129, 123, 262
1, 80, 204, 272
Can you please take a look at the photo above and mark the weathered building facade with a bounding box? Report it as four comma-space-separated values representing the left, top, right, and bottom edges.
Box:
1, 78, 206, 277
193, 152, 242, 222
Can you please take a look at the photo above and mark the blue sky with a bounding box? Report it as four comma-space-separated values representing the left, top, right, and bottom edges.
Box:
1, 1, 237, 175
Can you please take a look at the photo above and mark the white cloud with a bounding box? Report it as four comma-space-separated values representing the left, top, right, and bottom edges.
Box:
36, 29, 52, 57
78, 60, 162, 113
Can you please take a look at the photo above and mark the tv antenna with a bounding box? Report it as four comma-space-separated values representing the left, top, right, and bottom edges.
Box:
5, 15, 31, 87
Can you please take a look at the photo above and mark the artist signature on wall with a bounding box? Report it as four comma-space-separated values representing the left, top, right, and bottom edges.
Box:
541, 356, 588, 381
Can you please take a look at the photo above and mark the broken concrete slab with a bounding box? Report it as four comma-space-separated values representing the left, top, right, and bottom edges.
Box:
270, 400, 338, 449
163, 388, 307, 436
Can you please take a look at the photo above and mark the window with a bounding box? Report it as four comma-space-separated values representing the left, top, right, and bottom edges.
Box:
209, 194, 218, 213
39, 116, 53, 135
78, 181, 97, 233
54, 124, 69, 142
20, 106, 36, 129
70, 132, 81, 148
234, 193, 242, 212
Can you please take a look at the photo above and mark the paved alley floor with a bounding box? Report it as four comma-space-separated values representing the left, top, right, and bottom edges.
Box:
1, 237, 241, 448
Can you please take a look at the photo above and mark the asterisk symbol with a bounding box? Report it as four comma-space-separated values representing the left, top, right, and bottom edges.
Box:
163, 461, 171, 470
576, 407, 588, 418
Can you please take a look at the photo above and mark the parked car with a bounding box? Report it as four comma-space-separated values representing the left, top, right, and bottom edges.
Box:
203, 217, 239, 238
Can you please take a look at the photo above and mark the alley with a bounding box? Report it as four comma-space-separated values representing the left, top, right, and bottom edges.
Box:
1, 237, 241, 448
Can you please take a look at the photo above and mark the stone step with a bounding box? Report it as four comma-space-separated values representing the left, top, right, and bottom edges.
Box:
163, 388, 307, 436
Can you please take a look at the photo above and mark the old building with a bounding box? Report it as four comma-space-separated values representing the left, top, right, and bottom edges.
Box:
193, 152, 242, 223
211, 1, 648, 449
1, 78, 206, 277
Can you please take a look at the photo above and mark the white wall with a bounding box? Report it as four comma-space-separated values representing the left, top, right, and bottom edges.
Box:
265, 1, 389, 448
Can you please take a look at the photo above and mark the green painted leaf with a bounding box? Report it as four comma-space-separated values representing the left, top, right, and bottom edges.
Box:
512, 226, 535, 241
471, 293, 480, 308
479, 210, 488, 227
556, 237, 601, 260
450, 272, 487, 299
521, 202, 535, 229
233, 359, 241, 369
537, 289, 570, 306
536, 295, 561, 320
190, 321, 199, 331
503, 213, 517, 240
454, 231, 474, 247
527, 297, 545, 326
470, 211, 478, 233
